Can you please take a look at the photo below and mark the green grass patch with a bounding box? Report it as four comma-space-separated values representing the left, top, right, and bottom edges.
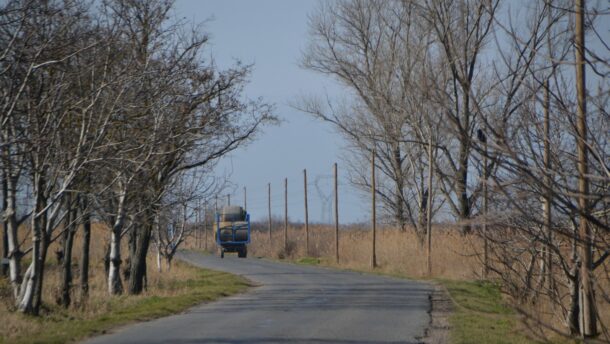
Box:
295, 257, 321, 266
5, 261, 250, 344
440, 279, 539, 344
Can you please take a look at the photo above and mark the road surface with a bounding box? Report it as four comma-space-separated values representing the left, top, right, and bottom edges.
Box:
86, 251, 432, 344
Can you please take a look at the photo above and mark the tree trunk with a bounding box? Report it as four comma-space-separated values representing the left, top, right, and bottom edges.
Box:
5, 174, 21, 299
108, 193, 126, 295
2, 172, 8, 278
59, 193, 77, 308
18, 175, 46, 315
568, 271, 580, 335
457, 132, 471, 234
392, 145, 406, 231
108, 225, 123, 295
80, 197, 91, 299
32, 226, 49, 314
128, 224, 151, 294
156, 245, 162, 273
567, 227, 581, 335
165, 256, 172, 272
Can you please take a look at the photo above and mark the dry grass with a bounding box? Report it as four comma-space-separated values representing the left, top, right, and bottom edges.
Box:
239, 223, 482, 280
0, 223, 249, 343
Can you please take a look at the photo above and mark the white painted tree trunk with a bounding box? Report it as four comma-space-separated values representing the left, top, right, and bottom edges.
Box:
108, 192, 126, 295
17, 262, 33, 310
5, 176, 21, 299
108, 227, 123, 295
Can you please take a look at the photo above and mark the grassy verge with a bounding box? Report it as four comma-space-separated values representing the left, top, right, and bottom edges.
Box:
1, 260, 250, 344
441, 279, 540, 344
291, 256, 553, 344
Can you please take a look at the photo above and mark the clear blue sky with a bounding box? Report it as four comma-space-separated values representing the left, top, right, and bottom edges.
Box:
173, 0, 369, 224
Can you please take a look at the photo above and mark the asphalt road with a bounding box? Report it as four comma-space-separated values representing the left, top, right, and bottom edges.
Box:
86, 251, 432, 344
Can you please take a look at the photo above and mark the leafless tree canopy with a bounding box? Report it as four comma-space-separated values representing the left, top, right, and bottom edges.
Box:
0, 0, 274, 315
299, 0, 608, 339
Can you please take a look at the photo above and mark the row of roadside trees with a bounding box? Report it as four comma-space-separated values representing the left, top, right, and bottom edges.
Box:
0, 0, 273, 315
298, 0, 608, 338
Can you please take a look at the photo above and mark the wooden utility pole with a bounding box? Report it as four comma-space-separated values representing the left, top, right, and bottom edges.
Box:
304, 169, 309, 256
204, 204, 208, 251
195, 202, 199, 249
483, 138, 488, 278
244, 187, 247, 211
334, 163, 339, 263
427, 138, 434, 277
371, 151, 377, 269
543, 79, 552, 289
575, 0, 596, 336
268, 183, 272, 248
284, 178, 288, 253
197, 200, 201, 249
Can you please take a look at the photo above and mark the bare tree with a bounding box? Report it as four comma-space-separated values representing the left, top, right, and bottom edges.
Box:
298, 0, 440, 238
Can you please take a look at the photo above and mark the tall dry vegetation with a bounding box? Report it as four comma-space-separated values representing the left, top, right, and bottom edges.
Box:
0, 0, 273, 317
0, 223, 204, 342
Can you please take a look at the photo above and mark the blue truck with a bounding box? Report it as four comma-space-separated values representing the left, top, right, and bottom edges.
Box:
216, 205, 250, 258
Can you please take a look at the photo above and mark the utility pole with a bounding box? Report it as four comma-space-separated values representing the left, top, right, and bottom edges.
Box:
227, 194, 231, 206
204, 203, 208, 251
244, 186, 247, 211
427, 138, 434, 277
477, 128, 488, 278
483, 137, 488, 278
197, 200, 201, 249
575, 0, 596, 336
304, 169, 309, 256
334, 163, 339, 263
284, 178, 288, 253
268, 183, 272, 249
543, 79, 553, 289
371, 151, 377, 269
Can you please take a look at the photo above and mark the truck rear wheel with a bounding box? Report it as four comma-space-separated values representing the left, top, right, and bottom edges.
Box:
238, 246, 247, 258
